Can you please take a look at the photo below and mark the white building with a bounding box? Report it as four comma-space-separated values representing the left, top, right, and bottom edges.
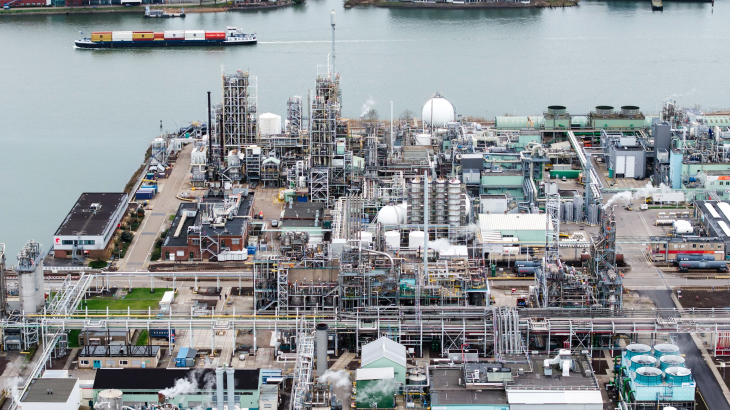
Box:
52, 192, 128, 258
20, 377, 81, 410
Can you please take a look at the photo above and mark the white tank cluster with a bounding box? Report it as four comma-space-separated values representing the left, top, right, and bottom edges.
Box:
259, 112, 282, 135
421, 92, 455, 127
16, 240, 45, 314
384, 231, 400, 250
409, 231, 425, 250
376, 203, 408, 225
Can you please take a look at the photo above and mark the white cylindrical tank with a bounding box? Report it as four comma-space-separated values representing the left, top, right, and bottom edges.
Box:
422, 93, 456, 126
19, 272, 38, 314
415, 133, 431, 146
259, 113, 282, 135
98, 389, 123, 410
409, 231, 425, 250
35, 265, 45, 312
358, 231, 373, 244
385, 231, 400, 250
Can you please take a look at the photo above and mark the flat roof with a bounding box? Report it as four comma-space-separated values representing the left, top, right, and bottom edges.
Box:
283, 202, 326, 220
164, 203, 198, 248
21, 378, 77, 403
479, 214, 548, 232
93, 368, 260, 391
54, 193, 127, 236
80, 345, 160, 357
696, 200, 730, 241
504, 354, 598, 389
430, 369, 507, 406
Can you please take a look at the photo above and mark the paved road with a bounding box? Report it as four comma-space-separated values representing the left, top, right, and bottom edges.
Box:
121, 144, 193, 271
643, 290, 730, 410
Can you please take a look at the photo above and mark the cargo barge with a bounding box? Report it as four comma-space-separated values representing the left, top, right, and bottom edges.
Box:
74, 27, 256, 49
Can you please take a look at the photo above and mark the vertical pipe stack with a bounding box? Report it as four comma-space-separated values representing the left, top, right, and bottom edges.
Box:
316, 323, 329, 377
226, 366, 236, 410
216, 367, 225, 410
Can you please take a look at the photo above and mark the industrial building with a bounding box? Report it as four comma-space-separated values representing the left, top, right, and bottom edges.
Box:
19, 377, 81, 410
52, 192, 129, 259
92, 368, 261, 409
78, 345, 161, 369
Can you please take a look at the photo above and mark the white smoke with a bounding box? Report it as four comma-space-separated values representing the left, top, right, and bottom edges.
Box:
5, 377, 22, 406
158, 368, 214, 399
360, 97, 376, 118
603, 182, 673, 209
427, 238, 455, 253
357, 378, 396, 407
319, 370, 352, 402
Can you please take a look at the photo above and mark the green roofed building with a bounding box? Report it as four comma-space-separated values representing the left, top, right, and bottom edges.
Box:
361, 337, 407, 384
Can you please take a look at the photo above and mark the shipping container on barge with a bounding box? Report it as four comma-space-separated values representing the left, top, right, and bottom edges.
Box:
74, 27, 256, 49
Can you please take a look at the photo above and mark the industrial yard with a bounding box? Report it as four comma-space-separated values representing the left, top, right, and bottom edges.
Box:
2, 14, 730, 410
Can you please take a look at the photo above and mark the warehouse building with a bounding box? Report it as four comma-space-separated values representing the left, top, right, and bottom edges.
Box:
693, 200, 730, 259
477, 214, 548, 260
52, 193, 129, 258
20, 376, 81, 410
361, 337, 407, 384
604, 133, 647, 179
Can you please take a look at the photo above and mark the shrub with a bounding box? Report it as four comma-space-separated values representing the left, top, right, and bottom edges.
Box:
150, 249, 162, 261
121, 231, 134, 243
89, 260, 108, 269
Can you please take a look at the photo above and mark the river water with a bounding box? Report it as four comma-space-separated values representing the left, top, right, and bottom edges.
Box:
0, 0, 727, 257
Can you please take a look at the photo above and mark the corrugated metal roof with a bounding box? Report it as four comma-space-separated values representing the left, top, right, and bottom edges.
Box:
506, 390, 602, 404
356, 367, 395, 381
361, 337, 407, 368
479, 214, 547, 232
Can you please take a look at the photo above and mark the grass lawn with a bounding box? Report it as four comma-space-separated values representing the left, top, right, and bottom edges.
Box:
68, 330, 81, 348
82, 288, 168, 311
136, 330, 149, 346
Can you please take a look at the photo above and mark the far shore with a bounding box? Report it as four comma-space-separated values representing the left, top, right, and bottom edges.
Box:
0, 0, 297, 16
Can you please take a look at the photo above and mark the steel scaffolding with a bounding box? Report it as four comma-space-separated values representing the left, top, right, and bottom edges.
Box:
222, 70, 257, 150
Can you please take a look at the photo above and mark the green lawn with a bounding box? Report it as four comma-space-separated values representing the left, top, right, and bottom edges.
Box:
81, 288, 168, 311
136, 329, 149, 346
68, 330, 81, 348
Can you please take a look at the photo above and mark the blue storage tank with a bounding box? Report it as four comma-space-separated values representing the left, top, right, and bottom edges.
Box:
653, 344, 680, 359
659, 355, 685, 370
630, 355, 657, 371
625, 344, 652, 360
247, 246, 258, 255
635, 367, 663, 385
664, 367, 693, 385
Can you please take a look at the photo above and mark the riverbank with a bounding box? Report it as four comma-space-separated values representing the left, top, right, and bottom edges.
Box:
345, 0, 577, 8
0, 0, 297, 16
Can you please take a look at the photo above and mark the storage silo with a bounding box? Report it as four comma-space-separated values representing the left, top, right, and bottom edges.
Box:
653, 344, 680, 359
98, 389, 123, 410
415, 133, 432, 146
384, 231, 400, 251
434, 179, 447, 225
587, 203, 599, 225
564, 201, 574, 223
625, 344, 652, 360
635, 367, 663, 385
659, 355, 685, 370
448, 179, 462, 226
358, 232, 373, 245
630, 355, 657, 371
259, 113, 282, 135
573, 194, 584, 223
664, 367, 692, 385
409, 231, 425, 250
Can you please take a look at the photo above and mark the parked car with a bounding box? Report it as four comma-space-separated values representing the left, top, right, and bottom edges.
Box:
271, 219, 279, 227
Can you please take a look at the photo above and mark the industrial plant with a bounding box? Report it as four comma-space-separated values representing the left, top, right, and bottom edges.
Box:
4, 12, 730, 410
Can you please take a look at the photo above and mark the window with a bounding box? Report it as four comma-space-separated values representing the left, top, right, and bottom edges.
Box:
119, 360, 128, 365
693, 244, 696, 248
62, 240, 75, 245
700, 245, 704, 249
106, 360, 114, 366
232, 239, 240, 245
81, 360, 89, 365
192, 239, 200, 245
241, 392, 253, 396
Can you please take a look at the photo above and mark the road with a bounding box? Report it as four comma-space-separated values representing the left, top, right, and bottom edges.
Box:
120, 144, 192, 271
642, 290, 730, 410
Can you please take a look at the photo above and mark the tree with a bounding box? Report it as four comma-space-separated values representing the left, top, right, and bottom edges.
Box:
363, 108, 379, 123
121, 231, 134, 243
400, 109, 415, 123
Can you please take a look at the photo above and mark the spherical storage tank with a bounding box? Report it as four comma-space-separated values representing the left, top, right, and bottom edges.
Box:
385, 231, 401, 250
377, 205, 407, 225
259, 113, 282, 136
421, 92, 455, 126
